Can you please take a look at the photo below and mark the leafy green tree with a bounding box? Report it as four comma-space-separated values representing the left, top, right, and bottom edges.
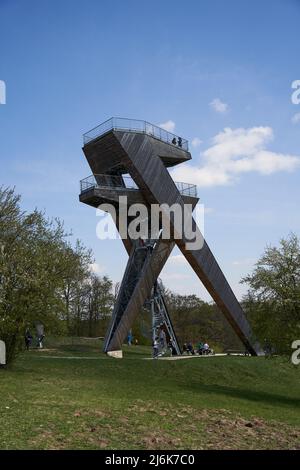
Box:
60, 240, 93, 334
0, 187, 100, 363
242, 233, 300, 353
86, 274, 114, 337
165, 291, 243, 351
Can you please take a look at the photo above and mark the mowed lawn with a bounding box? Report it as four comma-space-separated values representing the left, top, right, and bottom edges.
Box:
0, 339, 300, 450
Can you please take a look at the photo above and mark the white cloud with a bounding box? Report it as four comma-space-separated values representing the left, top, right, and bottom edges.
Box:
210, 98, 229, 114
159, 120, 176, 133
291, 113, 300, 124
90, 263, 104, 274
191, 137, 203, 148
171, 126, 300, 188
168, 254, 186, 265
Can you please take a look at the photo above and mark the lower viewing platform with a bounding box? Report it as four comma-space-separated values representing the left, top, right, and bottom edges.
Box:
80, 174, 198, 198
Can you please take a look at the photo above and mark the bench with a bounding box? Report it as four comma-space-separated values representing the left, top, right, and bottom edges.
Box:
225, 349, 250, 356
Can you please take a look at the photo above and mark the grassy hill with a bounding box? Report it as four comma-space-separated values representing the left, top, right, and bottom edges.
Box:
0, 338, 299, 450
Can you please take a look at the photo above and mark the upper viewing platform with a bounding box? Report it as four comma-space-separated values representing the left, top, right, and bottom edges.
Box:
83, 117, 189, 152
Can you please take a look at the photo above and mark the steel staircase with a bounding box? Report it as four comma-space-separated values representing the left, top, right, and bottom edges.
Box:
104, 240, 150, 351
150, 281, 181, 356
104, 239, 181, 356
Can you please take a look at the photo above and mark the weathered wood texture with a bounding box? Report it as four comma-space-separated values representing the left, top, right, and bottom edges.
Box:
81, 130, 262, 356
104, 238, 175, 352
82, 131, 191, 176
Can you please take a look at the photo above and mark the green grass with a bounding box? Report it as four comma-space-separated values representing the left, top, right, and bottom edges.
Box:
0, 339, 299, 450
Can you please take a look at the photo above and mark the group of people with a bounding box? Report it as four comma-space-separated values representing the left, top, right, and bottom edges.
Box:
152, 330, 214, 358
127, 331, 138, 346
25, 328, 45, 350
152, 325, 174, 358
171, 136, 183, 148
183, 340, 213, 356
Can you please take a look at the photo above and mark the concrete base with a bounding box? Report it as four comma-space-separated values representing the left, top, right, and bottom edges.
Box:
107, 350, 123, 359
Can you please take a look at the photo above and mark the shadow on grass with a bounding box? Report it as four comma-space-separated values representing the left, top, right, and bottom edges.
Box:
188, 383, 300, 409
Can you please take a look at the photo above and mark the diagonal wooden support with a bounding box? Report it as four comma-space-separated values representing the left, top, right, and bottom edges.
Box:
112, 131, 263, 355
104, 236, 175, 352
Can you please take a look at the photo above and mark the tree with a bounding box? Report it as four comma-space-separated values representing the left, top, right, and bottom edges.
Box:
0, 188, 68, 362
242, 233, 300, 354
86, 274, 114, 337
0, 187, 99, 363
60, 240, 93, 334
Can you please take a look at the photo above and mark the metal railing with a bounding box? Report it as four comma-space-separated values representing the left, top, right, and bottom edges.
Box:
175, 181, 198, 197
83, 117, 189, 151
80, 174, 197, 197
80, 174, 138, 192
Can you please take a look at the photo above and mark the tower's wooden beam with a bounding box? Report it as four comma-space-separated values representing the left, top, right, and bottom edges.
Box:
113, 131, 262, 355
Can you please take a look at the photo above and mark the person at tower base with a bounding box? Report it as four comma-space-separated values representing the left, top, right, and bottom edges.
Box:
168, 340, 177, 356
25, 329, 33, 351
197, 341, 204, 355
202, 342, 214, 355
152, 337, 159, 359
187, 342, 194, 355
159, 326, 166, 354
127, 331, 133, 346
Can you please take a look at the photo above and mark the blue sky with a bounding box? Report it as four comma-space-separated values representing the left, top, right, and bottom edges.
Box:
0, 0, 299, 301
